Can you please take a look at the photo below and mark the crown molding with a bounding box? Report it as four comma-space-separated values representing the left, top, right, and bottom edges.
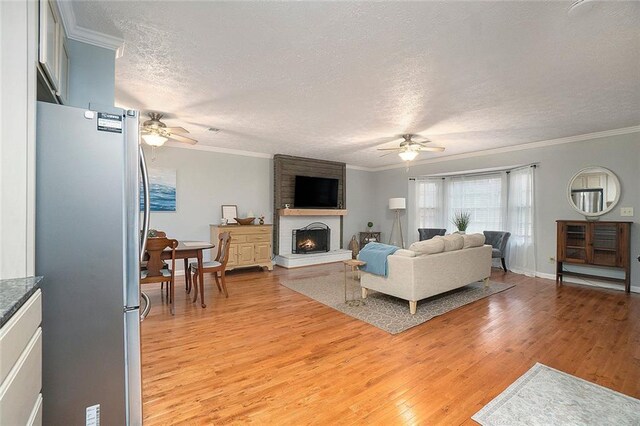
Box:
163, 141, 273, 159
369, 125, 640, 172
57, 1, 124, 53
157, 125, 639, 172
346, 164, 373, 171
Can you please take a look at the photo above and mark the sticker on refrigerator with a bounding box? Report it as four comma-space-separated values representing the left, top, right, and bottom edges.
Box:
97, 113, 123, 133
86, 404, 100, 426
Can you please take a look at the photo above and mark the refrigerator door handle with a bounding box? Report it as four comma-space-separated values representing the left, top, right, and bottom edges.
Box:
140, 292, 151, 321
139, 146, 151, 262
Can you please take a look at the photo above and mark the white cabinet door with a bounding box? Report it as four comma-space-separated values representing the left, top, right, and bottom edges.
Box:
39, 0, 60, 90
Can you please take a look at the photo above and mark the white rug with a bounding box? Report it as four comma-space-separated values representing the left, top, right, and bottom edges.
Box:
472, 363, 640, 425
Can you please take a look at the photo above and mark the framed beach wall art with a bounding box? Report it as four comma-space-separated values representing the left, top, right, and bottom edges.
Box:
140, 168, 177, 212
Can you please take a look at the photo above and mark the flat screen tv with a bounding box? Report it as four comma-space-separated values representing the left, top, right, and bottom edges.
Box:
294, 176, 339, 208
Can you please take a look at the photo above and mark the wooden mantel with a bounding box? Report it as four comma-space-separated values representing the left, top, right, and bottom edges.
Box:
278, 209, 348, 216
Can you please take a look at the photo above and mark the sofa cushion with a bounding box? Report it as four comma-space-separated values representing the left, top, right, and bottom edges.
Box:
434, 234, 464, 251
394, 249, 417, 257
462, 233, 486, 249
408, 238, 445, 255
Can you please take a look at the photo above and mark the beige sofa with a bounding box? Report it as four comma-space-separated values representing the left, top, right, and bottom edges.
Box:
360, 234, 492, 314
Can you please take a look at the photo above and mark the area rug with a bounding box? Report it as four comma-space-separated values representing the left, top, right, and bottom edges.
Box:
472, 363, 640, 425
280, 272, 514, 334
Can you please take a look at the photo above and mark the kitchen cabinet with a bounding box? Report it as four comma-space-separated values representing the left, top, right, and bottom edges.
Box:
210, 224, 274, 271
38, 0, 69, 104
556, 220, 631, 292
0, 290, 42, 425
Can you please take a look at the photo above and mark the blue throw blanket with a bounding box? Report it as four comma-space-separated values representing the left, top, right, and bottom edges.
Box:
358, 242, 399, 277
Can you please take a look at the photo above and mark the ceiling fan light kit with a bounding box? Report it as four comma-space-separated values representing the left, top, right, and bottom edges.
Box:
141, 133, 168, 147
140, 112, 198, 147
377, 133, 445, 163
399, 150, 419, 161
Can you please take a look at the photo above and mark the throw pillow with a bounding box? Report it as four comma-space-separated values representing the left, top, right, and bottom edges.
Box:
394, 249, 417, 257
408, 238, 445, 255
435, 234, 464, 251
462, 233, 486, 249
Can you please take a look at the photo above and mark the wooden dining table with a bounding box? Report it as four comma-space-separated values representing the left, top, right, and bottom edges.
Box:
161, 241, 214, 307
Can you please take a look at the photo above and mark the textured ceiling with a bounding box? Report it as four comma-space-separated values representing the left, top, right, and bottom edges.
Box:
71, 1, 640, 167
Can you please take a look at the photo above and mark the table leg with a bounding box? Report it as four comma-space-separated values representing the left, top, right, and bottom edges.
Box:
184, 258, 190, 292
344, 264, 347, 303
198, 250, 206, 308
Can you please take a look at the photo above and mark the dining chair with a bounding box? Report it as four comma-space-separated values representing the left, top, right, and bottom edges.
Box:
141, 230, 172, 292
141, 236, 179, 314
189, 232, 232, 308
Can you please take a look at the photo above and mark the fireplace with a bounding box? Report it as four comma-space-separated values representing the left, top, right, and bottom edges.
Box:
292, 222, 330, 254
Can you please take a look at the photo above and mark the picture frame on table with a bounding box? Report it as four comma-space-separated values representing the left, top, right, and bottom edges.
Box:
221, 205, 238, 224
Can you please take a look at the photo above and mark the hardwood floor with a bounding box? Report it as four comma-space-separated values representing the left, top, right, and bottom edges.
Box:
141, 263, 640, 425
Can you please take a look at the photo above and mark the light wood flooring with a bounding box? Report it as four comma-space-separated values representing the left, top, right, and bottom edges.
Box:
141, 263, 640, 425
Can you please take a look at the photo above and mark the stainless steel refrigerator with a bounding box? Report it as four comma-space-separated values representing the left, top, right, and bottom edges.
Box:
571, 188, 604, 213
36, 102, 152, 425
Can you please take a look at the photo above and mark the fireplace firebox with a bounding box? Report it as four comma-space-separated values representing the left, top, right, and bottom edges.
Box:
292, 222, 330, 254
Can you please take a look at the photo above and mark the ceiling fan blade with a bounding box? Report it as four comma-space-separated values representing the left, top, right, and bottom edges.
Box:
417, 146, 445, 152
377, 147, 401, 151
166, 126, 189, 134
379, 151, 397, 157
413, 141, 435, 147
168, 133, 198, 145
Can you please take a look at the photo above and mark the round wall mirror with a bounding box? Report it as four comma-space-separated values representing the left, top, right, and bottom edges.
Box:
567, 166, 620, 217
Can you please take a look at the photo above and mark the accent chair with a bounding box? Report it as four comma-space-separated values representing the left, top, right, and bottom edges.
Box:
483, 231, 511, 272
418, 228, 447, 241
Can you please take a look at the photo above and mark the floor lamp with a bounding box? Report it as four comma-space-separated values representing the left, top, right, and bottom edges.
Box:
388, 197, 406, 248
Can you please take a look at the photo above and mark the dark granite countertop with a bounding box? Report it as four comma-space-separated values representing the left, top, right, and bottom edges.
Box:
0, 276, 43, 328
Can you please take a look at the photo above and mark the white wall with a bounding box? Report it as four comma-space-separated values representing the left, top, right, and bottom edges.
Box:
0, 0, 37, 279
142, 146, 377, 270
343, 168, 377, 246
142, 146, 272, 268
371, 132, 640, 288
67, 39, 115, 109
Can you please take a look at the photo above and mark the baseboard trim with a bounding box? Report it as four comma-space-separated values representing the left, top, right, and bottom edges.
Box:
535, 272, 639, 294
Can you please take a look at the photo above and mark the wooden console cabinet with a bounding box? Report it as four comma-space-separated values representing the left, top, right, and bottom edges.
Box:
359, 231, 381, 248
556, 220, 631, 292
210, 224, 274, 271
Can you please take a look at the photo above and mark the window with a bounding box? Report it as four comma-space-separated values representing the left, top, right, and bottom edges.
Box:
414, 173, 506, 233
414, 178, 444, 228
447, 174, 505, 233
411, 166, 536, 275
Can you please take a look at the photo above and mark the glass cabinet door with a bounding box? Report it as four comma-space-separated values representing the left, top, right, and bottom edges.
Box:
590, 223, 619, 266
564, 223, 588, 262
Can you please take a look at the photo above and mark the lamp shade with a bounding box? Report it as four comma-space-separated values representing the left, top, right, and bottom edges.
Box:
389, 197, 406, 210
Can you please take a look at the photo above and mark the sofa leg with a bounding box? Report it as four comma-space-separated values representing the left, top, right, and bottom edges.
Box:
483, 277, 489, 288
501, 258, 508, 272
361, 287, 368, 299
409, 301, 417, 315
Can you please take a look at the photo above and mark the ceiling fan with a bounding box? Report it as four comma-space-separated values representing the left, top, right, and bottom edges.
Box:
377, 134, 445, 161
140, 112, 198, 147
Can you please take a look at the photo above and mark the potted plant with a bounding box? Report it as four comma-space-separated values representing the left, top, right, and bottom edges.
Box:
451, 211, 471, 234
367, 221, 374, 232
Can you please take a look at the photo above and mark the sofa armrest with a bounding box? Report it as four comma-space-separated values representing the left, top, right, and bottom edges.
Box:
394, 249, 417, 258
